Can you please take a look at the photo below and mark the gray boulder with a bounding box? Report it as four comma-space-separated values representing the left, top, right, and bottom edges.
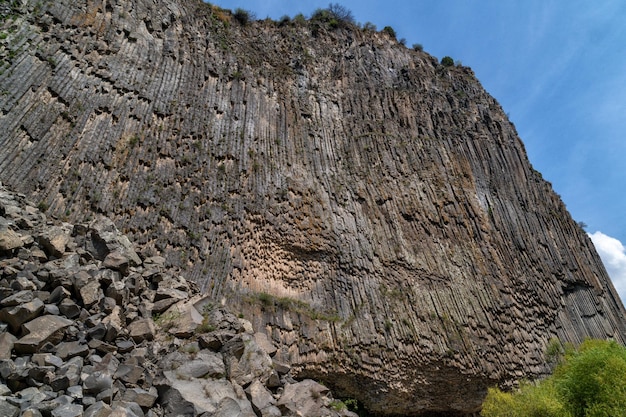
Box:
0, 298, 44, 332
87, 217, 141, 266
163, 299, 203, 338
0, 398, 20, 417
50, 403, 84, 417
246, 380, 281, 417
128, 318, 156, 343
110, 401, 145, 417
83, 371, 114, 395
0, 332, 17, 359
83, 401, 113, 417
0, 227, 23, 252
122, 387, 158, 408
37, 225, 71, 258
14, 315, 73, 354
225, 334, 273, 387
1, 289, 34, 307
277, 379, 331, 417
162, 371, 256, 416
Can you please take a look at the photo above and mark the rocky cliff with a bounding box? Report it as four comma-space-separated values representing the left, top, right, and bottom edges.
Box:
0, 183, 358, 417
1, 1, 625, 415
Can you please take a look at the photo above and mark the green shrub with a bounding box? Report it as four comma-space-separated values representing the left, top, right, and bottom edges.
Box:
329, 400, 347, 411
312, 4, 355, 26
412, 43, 423, 51
482, 380, 568, 417
311, 8, 331, 22
233, 8, 254, 25
441, 56, 454, 67
128, 134, 139, 147
327, 3, 354, 24
278, 15, 291, 26
382, 26, 396, 39
363, 22, 376, 31
481, 339, 626, 417
556, 339, 626, 417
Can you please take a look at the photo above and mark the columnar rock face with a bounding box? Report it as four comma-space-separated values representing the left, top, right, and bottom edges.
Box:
0, 183, 357, 417
1, 1, 625, 415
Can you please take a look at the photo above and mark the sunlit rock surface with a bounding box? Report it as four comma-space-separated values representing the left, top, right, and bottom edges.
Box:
1, 1, 625, 415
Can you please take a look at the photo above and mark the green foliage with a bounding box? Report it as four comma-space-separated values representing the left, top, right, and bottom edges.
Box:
329, 400, 347, 411
382, 26, 396, 39
362, 22, 376, 31
556, 339, 626, 417
311, 3, 354, 28
233, 8, 254, 25
327, 3, 355, 24
441, 56, 454, 67
482, 381, 568, 417
546, 337, 566, 365
412, 43, 424, 51
481, 339, 626, 417
249, 291, 340, 322
257, 292, 273, 306
195, 316, 216, 334
128, 134, 139, 148
278, 15, 291, 26
153, 311, 182, 331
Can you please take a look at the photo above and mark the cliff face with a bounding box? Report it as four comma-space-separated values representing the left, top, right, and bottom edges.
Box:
1, 1, 625, 415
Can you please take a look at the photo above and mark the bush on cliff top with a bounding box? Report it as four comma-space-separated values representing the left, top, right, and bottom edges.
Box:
481, 339, 626, 417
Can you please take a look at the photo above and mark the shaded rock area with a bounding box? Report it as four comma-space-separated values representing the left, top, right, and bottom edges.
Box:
1, 1, 626, 415
0, 184, 358, 417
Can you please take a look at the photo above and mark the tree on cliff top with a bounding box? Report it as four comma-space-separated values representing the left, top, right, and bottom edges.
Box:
311, 3, 355, 28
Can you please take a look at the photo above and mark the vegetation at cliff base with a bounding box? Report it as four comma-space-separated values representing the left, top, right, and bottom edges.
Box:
481, 339, 626, 417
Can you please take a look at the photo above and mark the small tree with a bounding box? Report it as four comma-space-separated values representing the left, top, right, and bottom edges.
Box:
327, 3, 354, 24
233, 8, 254, 25
556, 339, 626, 417
382, 26, 396, 39
278, 15, 291, 26
363, 22, 377, 31
441, 56, 454, 67
312, 3, 355, 29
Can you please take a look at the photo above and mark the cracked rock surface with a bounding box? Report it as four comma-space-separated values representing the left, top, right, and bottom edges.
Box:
0, 183, 357, 417
1, 1, 626, 415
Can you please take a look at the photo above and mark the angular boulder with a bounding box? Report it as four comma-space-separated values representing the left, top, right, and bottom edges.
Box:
37, 225, 71, 258
0, 227, 23, 252
127, 318, 156, 343
14, 315, 74, 354
277, 380, 331, 417
0, 298, 44, 332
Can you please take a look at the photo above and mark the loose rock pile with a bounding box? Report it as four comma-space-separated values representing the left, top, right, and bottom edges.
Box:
0, 183, 358, 417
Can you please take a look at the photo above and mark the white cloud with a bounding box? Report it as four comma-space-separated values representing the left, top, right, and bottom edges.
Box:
588, 231, 626, 304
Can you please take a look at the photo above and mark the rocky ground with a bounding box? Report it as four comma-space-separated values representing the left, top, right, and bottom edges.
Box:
0, 182, 358, 417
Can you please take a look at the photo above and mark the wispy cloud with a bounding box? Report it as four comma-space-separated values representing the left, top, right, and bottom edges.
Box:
589, 231, 626, 303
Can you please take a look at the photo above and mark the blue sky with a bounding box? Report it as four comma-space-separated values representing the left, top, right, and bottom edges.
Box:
211, 1, 626, 300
